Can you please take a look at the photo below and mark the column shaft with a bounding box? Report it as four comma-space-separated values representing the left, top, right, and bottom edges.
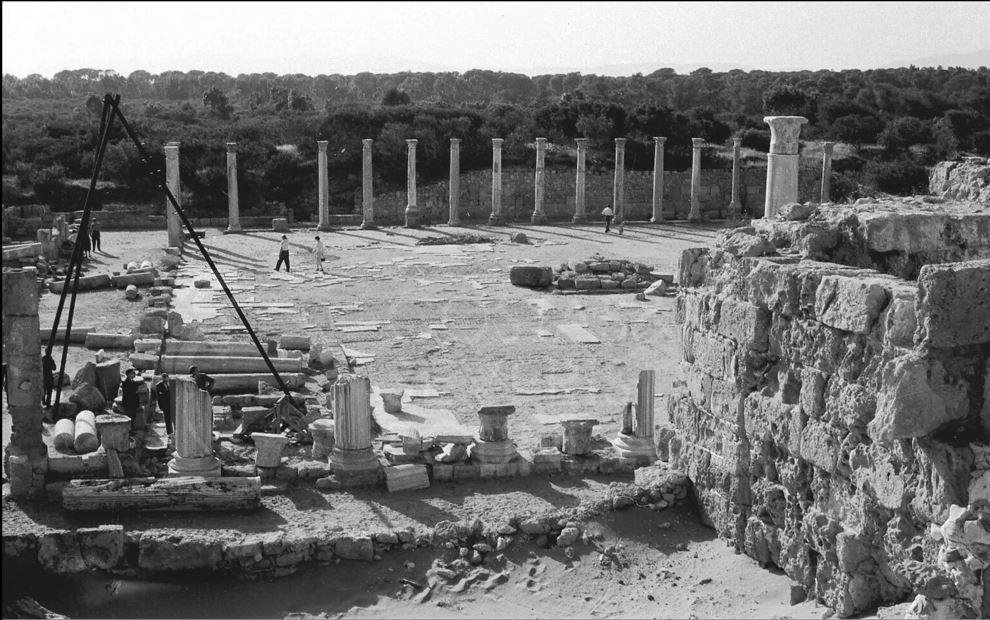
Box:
613, 138, 626, 223
448, 138, 460, 225
168, 378, 220, 477
164, 143, 183, 248
651, 137, 666, 223
317, 140, 330, 231
532, 137, 547, 223
361, 139, 375, 229
3, 268, 45, 457
573, 138, 588, 223
635, 370, 655, 438
226, 143, 241, 233
332, 374, 373, 451
404, 139, 419, 228
763, 116, 808, 219
729, 137, 742, 223
489, 138, 504, 225
688, 138, 704, 222
821, 141, 835, 203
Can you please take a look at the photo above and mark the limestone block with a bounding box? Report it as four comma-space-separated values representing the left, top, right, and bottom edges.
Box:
379, 388, 403, 413
69, 384, 106, 413
915, 259, 990, 348
85, 333, 136, 350
878, 288, 917, 348
112, 271, 157, 288
384, 464, 430, 492
251, 433, 288, 468
278, 335, 311, 351
129, 353, 159, 371
814, 275, 891, 335
769, 315, 847, 376
138, 532, 223, 571
37, 530, 86, 573
77, 525, 124, 570
682, 327, 736, 381
272, 218, 290, 232
71, 362, 97, 389
334, 535, 373, 561
677, 248, 710, 288
94, 360, 121, 401
716, 297, 771, 350
49, 273, 112, 294
798, 420, 840, 472
910, 439, 974, 523
139, 314, 166, 334
869, 353, 970, 442
509, 265, 553, 288
602, 278, 620, 289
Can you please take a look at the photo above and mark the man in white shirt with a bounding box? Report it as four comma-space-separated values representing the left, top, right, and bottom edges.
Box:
601, 205, 614, 233
311, 235, 326, 274
275, 235, 291, 272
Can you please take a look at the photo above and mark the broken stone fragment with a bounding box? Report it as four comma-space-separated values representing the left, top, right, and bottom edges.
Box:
509, 265, 552, 288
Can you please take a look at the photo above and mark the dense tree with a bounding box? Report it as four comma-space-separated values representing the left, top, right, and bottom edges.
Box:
202, 86, 233, 119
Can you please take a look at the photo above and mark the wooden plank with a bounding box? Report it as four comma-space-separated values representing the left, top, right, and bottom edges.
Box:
62, 476, 262, 511
556, 324, 602, 344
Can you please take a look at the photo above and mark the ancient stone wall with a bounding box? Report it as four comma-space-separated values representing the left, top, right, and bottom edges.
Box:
363, 165, 822, 225
668, 199, 990, 617
929, 157, 990, 205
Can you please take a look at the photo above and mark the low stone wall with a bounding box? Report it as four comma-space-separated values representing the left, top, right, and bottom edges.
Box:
362, 165, 822, 226
667, 200, 989, 617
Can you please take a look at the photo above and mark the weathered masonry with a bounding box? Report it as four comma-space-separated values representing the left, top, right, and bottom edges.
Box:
668, 198, 990, 618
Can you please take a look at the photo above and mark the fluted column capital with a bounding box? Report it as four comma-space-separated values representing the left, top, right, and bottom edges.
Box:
226, 142, 237, 153
653, 136, 666, 145
317, 140, 328, 152
449, 137, 461, 146
362, 138, 373, 147
492, 138, 504, 148
406, 139, 418, 148
764, 116, 808, 155
691, 138, 705, 148
614, 137, 627, 148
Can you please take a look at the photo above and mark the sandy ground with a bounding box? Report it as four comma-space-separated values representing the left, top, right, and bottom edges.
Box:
3, 222, 863, 618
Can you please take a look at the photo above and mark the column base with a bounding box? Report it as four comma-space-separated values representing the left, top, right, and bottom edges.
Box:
404, 208, 420, 228
488, 214, 505, 226
331, 446, 380, 472
612, 432, 657, 464
223, 225, 243, 235
530, 212, 547, 224
649, 216, 664, 224
471, 440, 517, 464
317, 468, 383, 489
447, 219, 461, 227
359, 220, 377, 230
571, 215, 586, 224
168, 454, 222, 478
317, 223, 333, 232
687, 208, 703, 223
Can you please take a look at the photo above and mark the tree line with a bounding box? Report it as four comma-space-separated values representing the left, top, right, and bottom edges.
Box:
3, 65, 988, 219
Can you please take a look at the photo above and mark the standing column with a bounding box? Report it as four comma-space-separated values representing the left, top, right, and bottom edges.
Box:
3, 268, 47, 497
360, 139, 375, 229
225, 142, 242, 233
635, 370, 655, 439
651, 137, 666, 223
613, 138, 626, 224
317, 140, 331, 231
329, 374, 380, 484
688, 138, 704, 223
488, 138, 504, 225
448, 138, 461, 226
728, 137, 742, 224
473, 405, 517, 464
763, 116, 808, 219
404, 139, 419, 228
531, 137, 548, 224
167, 378, 221, 477
164, 142, 183, 249
573, 138, 589, 223
820, 141, 835, 203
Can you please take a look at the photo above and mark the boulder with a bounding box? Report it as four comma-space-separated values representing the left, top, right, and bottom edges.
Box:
509, 266, 553, 288
776, 202, 818, 221
69, 383, 107, 413
509, 232, 529, 244
72, 361, 97, 389
644, 280, 667, 296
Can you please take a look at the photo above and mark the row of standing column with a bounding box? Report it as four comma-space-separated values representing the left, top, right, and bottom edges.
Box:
176, 120, 824, 233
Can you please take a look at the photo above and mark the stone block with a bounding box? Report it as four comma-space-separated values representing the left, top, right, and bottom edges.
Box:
85, 332, 136, 350
716, 297, 771, 350
272, 218, 290, 232
278, 335, 311, 351
129, 352, 159, 371
682, 327, 736, 381
915, 259, 990, 347
509, 265, 553, 288
384, 464, 430, 492
334, 535, 373, 561
814, 275, 891, 334
76, 525, 124, 570
798, 420, 841, 472
431, 464, 454, 481
574, 275, 602, 290
37, 530, 85, 573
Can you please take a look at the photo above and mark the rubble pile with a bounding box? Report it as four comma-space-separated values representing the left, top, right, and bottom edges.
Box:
667, 200, 989, 617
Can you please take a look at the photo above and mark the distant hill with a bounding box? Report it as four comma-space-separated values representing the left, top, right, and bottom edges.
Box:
883, 49, 990, 69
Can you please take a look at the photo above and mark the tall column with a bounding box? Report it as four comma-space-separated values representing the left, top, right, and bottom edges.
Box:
330, 374, 380, 481
635, 370, 655, 439
317, 140, 331, 231
360, 139, 375, 229
573, 138, 589, 223
651, 137, 666, 223
167, 378, 220, 477
3, 268, 47, 497
404, 139, 419, 228
225, 142, 241, 233
488, 138, 504, 225
164, 142, 183, 249
613, 138, 626, 224
531, 137, 548, 224
688, 138, 704, 223
820, 141, 835, 203
448, 138, 461, 226
764, 116, 808, 219
728, 137, 742, 224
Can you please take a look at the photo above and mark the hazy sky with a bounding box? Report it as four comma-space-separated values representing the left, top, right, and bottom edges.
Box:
2, 1, 988, 77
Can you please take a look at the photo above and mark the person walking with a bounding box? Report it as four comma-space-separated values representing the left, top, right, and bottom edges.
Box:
189, 365, 215, 393
155, 373, 173, 440
274, 235, 291, 272
311, 235, 326, 274
78, 225, 92, 259
601, 204, 614, 233
42, 350, 57, 407
120, 368, 143, 430
90, 217, 102, 252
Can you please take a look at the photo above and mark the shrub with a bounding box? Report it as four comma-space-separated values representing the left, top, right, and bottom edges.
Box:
738, 128, 771, 152
863, 159, 928, 195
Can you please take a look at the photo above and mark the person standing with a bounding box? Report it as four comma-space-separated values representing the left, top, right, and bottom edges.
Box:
601, 204, 614, 233
155, 373, 173, 439
90, 217, 102, 252
311, 235, 326, 274
189, 365, 215, 393
274, 235, 291, 272
120, 368, 143, 429
41, 350, 57, 407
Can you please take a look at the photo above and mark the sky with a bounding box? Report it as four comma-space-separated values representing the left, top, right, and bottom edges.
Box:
2, 1, 988, 78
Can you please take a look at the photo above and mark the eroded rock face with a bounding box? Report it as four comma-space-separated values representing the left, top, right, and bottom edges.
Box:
670, 199, 989, 617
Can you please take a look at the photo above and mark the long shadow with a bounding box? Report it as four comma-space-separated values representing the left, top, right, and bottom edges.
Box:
180, 252, 267, 275
331, 229, 416, 249
623, 227, 720, 243
345, 487, 461, 526
498, 223, 619, 245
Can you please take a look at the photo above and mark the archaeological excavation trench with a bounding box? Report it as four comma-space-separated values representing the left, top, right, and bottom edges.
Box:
2, 110, 988, 619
